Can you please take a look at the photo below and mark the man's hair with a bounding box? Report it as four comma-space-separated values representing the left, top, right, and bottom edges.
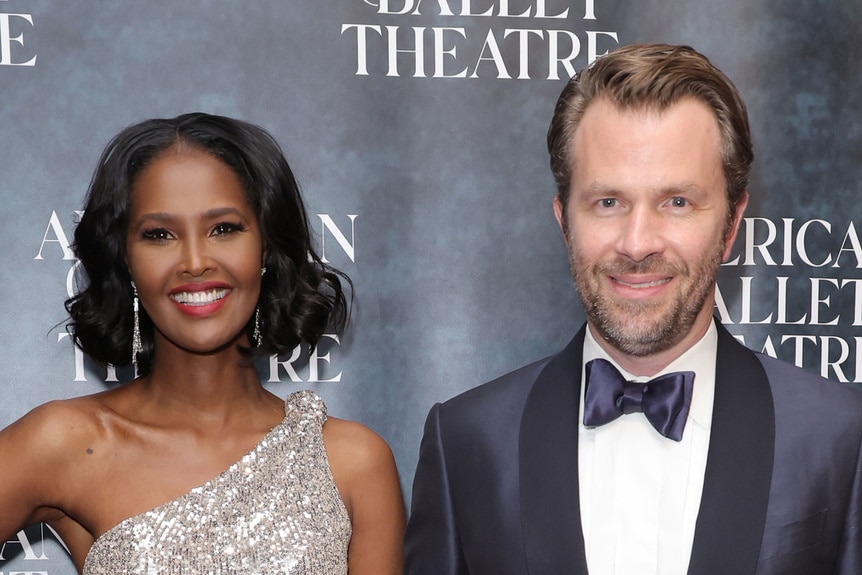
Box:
547, 43, 753, 217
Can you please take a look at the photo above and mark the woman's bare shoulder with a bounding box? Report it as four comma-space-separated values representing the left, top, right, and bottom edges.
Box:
322, 416, 396, 474
0, 392, 122, 539
1, 391, 122, 460
321, 415, 403, 513
321, 416, 405, 574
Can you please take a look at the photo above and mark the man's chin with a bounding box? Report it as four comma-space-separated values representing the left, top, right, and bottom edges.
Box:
599, 328, 676, 357
588, 308, 683, 357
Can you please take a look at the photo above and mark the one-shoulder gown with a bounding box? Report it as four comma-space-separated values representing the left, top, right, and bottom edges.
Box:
82, 391, 351, 574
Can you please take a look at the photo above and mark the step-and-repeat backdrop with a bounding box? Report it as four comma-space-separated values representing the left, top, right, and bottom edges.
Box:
1, 1, 860, 571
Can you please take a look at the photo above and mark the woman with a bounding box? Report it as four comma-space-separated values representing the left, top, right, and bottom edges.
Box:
0, 113, 405, 573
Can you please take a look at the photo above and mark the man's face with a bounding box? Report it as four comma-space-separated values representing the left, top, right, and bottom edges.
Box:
554, 97, 747, 361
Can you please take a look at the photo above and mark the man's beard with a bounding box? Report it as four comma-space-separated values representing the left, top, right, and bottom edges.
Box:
568, 245, 724, 357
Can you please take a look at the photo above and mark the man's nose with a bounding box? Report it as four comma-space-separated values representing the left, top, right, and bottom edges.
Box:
616, 206, 665, 262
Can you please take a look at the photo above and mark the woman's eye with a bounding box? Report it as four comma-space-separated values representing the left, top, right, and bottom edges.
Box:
141, 228, 171, 242
212, 222, 244, 236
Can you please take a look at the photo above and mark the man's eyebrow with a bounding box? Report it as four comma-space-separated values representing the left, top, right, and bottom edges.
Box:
577, 180, 704, 196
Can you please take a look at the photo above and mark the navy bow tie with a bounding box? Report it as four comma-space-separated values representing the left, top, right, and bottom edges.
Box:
583, 358, 695, 441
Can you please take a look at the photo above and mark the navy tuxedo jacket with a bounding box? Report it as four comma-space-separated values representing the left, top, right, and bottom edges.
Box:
405, 322, 862, 574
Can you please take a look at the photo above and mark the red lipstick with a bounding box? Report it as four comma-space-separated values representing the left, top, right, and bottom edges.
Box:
168, 282, 232, 317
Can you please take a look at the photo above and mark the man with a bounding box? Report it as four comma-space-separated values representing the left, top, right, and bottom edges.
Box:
404, 44, 862, 575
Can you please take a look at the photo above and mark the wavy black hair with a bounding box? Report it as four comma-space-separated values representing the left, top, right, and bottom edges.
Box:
65, 112, 351, 375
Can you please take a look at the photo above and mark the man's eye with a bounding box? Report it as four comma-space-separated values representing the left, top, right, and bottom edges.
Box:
670, 197, 688, 208
600, 198, 617, 208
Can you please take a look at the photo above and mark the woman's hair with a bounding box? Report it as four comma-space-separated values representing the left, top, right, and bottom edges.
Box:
66, 112, 350, 375
548, 43, 753, 223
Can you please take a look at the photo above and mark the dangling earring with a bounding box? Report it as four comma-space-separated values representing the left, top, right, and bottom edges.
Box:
131, 281, 142, 365
252, 266, 266, 348
252, 306, 262, 347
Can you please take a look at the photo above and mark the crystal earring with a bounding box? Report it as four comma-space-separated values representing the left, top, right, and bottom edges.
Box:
131, 282, 142, 365
252, 306, 261, 347
253, 266, 265, 347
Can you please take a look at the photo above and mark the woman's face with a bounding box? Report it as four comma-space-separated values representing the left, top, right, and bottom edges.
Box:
125, 146, 264, 356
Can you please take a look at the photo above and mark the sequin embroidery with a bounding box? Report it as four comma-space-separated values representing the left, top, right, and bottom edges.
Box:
82, 390, 351, 574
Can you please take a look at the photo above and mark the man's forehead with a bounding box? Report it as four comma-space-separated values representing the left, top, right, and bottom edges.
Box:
568, 97, 723, 161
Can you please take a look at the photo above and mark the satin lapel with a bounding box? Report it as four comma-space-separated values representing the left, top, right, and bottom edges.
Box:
687, 321, 775, 574
519, 327, 589, 575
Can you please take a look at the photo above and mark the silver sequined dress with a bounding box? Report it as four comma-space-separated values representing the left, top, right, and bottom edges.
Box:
82, 390, 351, 574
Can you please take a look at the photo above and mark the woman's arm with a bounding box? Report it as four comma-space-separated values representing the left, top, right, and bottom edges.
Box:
324, 417, 406, 575
0, 402, 72, 538
0, 400, 100, 572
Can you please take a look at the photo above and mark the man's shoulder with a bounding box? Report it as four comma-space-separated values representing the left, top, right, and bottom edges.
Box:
437, 329, 586, 419
755, 352, 862, 415
438, 355, 555, 418
426, 355, 557, 450
720, 321, 862, 411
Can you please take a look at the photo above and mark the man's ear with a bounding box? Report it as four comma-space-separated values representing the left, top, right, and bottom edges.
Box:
722, 192, 749, 261
553, 195, 566, 235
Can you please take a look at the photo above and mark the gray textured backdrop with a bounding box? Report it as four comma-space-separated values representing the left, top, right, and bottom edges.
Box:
1, 1, 860, 571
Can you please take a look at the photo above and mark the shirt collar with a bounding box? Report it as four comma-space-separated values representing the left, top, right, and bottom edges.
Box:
582, 321, 717, 430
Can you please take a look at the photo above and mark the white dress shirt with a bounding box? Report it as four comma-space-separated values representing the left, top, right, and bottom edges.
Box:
578, 323, 717, 575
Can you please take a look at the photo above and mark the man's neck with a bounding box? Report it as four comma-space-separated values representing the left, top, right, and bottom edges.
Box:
588, 315, 716, 377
